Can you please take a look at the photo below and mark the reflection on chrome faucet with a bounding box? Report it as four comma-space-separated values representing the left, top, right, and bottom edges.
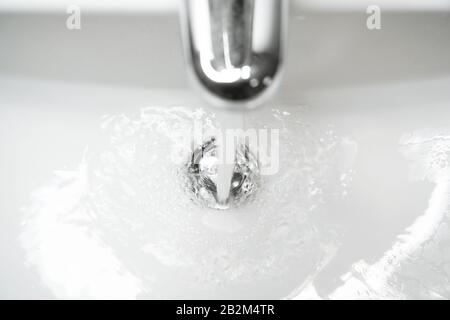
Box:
180, 0, 287, 109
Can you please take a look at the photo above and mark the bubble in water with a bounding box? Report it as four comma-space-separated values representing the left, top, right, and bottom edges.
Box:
179, 137, 261, 210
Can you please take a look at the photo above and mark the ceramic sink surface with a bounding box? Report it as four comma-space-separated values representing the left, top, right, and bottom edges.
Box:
1, 8, 450, 299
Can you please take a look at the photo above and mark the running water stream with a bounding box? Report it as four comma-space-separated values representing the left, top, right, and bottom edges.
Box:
215, 110, 244, 204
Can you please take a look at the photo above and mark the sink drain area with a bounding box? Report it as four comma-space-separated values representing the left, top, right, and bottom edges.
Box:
179, 137, 261, 210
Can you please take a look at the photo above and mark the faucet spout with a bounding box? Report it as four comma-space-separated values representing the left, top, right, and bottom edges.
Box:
180, 0, 287, 110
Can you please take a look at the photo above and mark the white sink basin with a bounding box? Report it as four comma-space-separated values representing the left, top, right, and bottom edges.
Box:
1, 8, 450, 299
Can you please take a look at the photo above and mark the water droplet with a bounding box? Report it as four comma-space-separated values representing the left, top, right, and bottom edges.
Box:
250, 78, 259, 88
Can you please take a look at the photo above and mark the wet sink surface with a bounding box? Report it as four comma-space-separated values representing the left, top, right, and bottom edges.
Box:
1, 10, 450, 299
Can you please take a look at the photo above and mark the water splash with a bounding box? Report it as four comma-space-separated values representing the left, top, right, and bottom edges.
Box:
20, 105, 352, 299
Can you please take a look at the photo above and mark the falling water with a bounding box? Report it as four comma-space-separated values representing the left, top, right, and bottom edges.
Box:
216, 110, 244, 204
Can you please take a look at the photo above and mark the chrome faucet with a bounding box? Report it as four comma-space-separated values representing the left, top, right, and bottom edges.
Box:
180, 0, 288, 110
